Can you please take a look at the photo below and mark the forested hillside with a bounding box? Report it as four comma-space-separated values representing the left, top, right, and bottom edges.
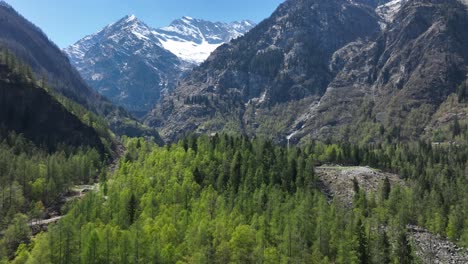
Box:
0, 47, 109, 261
0, 2, 162, 140
15, 135, 467, 263
0, 47, 115, 152
0, 133, 103, 260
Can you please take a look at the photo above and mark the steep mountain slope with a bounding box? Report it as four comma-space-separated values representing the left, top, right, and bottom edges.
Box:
147, 0, 467, 144
0, 2, 160, 139
65, 15, 181, 114
0, 1, 109, 112
0, 61, 104, 152
146, 0, 381, 141
296, 0, 467, 143
65, 16, 255, 115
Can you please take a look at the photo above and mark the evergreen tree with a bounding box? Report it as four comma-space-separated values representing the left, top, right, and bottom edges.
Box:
395, 230, 414, 264
381, 176, 391, 201
457, 83, 466, 103
127, 193, 138, 225
451, 117, 461, 137
230, 151, 242, 193
355, 219, 369, 264
375, 230, 391, 264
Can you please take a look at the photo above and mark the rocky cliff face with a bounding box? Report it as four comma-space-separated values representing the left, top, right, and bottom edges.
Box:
147, 0, 382, 141
147, 0, 467, 144
296, 0, 467, 143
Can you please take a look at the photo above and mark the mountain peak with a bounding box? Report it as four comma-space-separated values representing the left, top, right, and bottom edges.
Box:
0, 1, 12, 9
126, 14, 137, 21
65, 14, 255, 113
114, 14, 145, 26
236, 20, 255, 26
101, 14, 154, 42
182, 16, 194, 21
170, 16, 202, 26
102, 14, 147, 32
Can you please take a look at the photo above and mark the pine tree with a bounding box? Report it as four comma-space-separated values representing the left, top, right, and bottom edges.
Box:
381, 176, 391, 201
355, 219, 369, 264
457, 83, 466, 103
375, 230, 391, 264
353, 177, 360, 195
451, 117, 461, 137
230, 152, 242, 193
395, 231, 413, 264
193, 167, 204, 186
127, 193, 138, 225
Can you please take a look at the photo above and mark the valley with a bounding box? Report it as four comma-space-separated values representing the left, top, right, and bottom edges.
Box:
0, 0, 466, 263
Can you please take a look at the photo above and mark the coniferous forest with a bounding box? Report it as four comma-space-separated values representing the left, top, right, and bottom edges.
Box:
2, 135, 464, 263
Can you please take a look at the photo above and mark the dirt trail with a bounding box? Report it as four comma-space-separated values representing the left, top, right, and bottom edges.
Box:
316, 166, 468, 264
28, 184, 98, 234
28, 142, 125, 234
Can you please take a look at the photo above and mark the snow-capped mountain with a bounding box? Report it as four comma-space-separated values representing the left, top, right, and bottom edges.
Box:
65, 15, 181, 114
154, 16, 255, 64
65, 15, 255, 114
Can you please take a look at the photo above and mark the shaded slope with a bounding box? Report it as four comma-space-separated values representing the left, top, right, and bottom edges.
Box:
0, 2, 160, 139
0, 63, 104, 152
0, 2, 107, 111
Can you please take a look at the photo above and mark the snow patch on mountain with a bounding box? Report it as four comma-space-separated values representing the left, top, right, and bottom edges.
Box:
152, 17, 255, 64
126, 14, 137, 23
459, 0, 468, 8
156, 36, 222, 65
66, 15, 255, 67
376, 0, 406, 28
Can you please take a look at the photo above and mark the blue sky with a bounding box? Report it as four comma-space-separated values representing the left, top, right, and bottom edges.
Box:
5, 0, 284, 48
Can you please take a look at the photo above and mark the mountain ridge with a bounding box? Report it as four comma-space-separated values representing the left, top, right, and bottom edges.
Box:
65, 14, 181, 114
146, 0, 382, 141
65, 15, 255, 114
146, 0, 467, 144
0, 3, 161, 139
0, 57, 105, 152
154, 16, 256, 64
